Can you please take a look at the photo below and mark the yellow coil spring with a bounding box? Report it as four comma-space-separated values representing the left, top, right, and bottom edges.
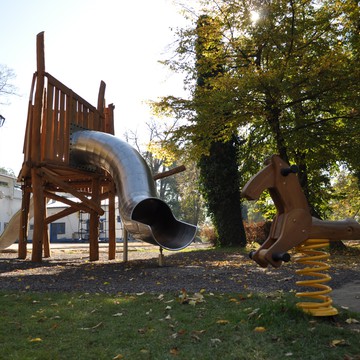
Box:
294, 239, 338, 317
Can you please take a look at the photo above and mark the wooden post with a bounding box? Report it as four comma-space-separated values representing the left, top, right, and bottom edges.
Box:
31, 168, 45, 262
43, 196, 50, 258
29, 33, 45, 262
97, 81, 106, 114
18, 185, 31, 259
159, 247, 165, 267
89, 177, 100, 261
123, 227, 128, 262
108, 182, 116, 260
31, 32, 45, 163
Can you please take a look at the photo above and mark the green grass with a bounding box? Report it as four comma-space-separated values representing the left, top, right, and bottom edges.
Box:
0, 290, 359, 360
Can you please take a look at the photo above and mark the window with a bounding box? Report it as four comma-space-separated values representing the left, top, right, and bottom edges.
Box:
53, 223, 65, 234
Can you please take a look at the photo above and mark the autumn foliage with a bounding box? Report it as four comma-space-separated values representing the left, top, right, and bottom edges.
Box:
199, 221, 271, 246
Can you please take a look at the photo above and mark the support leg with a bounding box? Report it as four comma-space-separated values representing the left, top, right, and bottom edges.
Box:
158, 247, 165, 267
43, 196, 50, 258
31, 168, 45, 262
89, 177, 100, 261
18, 185, 31, 259
108, 183, 116, 260
123, 227, 128, 262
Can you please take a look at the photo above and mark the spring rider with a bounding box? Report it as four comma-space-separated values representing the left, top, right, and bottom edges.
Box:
242, 155, 360, 316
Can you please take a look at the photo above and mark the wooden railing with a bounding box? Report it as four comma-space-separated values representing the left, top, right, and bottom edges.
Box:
21, 32, 114, 174
22, 73, 113, 168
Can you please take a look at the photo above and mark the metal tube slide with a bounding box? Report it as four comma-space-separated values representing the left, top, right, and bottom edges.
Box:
70, 130, 197, 250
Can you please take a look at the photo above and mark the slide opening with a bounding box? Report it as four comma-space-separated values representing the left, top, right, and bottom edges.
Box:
132, 198, 196, 250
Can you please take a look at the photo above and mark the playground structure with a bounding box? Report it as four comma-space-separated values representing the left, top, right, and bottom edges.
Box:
1, 32, 196, 262
242, 155, 360, 316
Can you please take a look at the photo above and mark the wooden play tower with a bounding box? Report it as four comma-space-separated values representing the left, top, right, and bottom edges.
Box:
17, 32, 116, 262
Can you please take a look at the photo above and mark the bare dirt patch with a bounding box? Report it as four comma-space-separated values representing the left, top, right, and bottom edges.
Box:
1, 242, 359, 312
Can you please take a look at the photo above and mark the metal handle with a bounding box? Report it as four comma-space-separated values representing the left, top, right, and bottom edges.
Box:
280, 165, 299, 176
272, 252, 291, 262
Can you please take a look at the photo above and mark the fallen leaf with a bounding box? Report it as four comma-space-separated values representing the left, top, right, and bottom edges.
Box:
50, 323, 58, 330
216, 319, 229, 325
178, 289, 204, 305
192, 330, 206, 336
248, 308, 260, 318
346, 318, 359, 324
113, 354, 123, 359
29, 337, 42, 342
178, 288, 188, 303
330, 339, 348, 347
80, 322, 103, 331
210, 338, 222, 346
254, 327, 266, 332
170, 347, 179, 355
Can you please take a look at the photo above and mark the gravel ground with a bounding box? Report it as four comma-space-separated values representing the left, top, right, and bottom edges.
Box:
1, 242, 359, 297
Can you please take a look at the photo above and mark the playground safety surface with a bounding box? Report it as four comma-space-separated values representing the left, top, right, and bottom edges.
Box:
0, 242, 359, 313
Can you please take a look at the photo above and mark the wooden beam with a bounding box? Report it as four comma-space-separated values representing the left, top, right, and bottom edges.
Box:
153, 165, 186, 181
45, 207, 79, 225
43, 191, 93, 213
40, 167, 104, 215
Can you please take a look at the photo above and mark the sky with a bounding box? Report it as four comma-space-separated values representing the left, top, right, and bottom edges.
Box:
0, 0, 189, 175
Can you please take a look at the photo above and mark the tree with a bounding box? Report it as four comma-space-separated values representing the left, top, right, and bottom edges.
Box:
327, 170, 360, 222
194, 15, 247, 246
153, 0, 360, 219
124, 119, 206, 225
0, 167, 15, 177
0, 64, 17, 106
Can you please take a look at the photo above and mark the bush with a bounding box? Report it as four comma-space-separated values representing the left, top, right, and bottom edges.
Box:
244, 221, 271, 245
199, 221, 271, 247
198, 224, 218, 246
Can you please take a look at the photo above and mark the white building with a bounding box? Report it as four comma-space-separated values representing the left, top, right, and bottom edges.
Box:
0, 173, 123, 243
27, 197, 124, 242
